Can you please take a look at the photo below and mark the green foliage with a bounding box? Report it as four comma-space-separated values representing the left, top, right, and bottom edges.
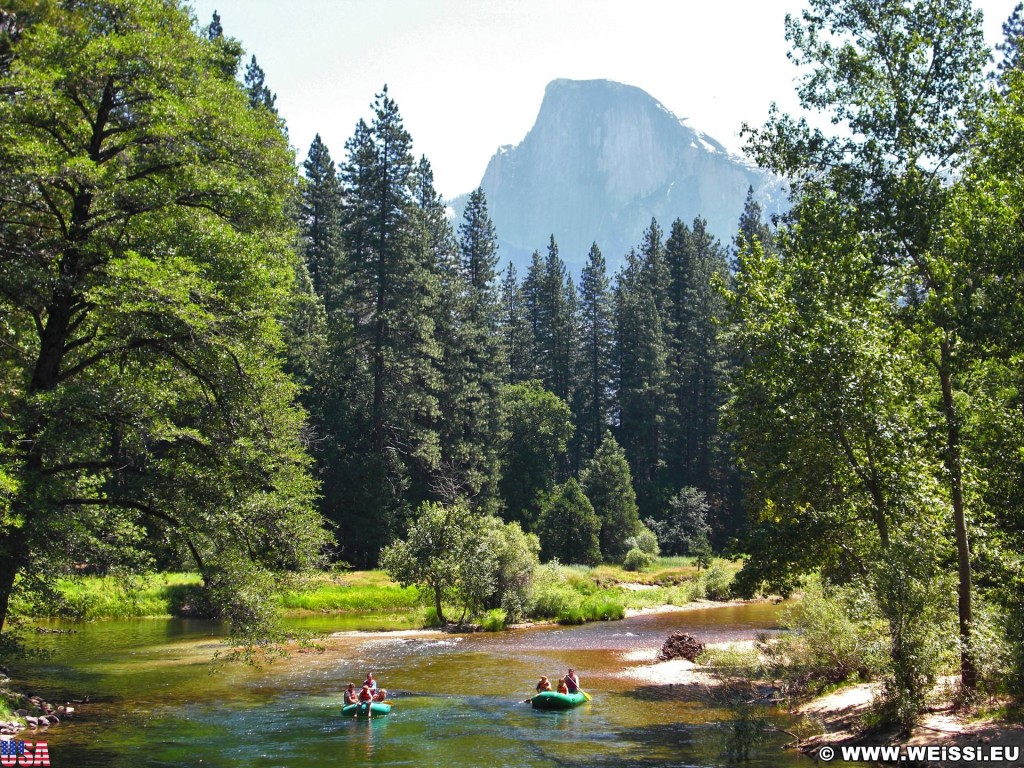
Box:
330, 88, 445, 564
615, 246, 671, 520
536, 479, 602, 565
485, 518, 541, 621
625, 526, 660, 556
702, 564, 732, 601
773, 579, 891, 694
734, 0, 998, 707
0, 0, 329, 643
499, 263, 535, 384
521, 238, 578, 405
435, 186, 504, 510
573, 243, 616, 466
481, 608, 508, 632
646, 486, 711, 557
380, 502, 539, 625
622, 548, 656, 572
581, 433, 641, 560
662, 218, 736, 533
379, 501, 486, 625
498, 381, 573, 529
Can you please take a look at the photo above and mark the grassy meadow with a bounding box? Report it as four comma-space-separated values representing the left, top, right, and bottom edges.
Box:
13, 557, 739, 628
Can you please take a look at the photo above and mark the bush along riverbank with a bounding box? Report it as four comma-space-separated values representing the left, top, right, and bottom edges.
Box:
9, 558, 739, 629
690, 578, 1024, 760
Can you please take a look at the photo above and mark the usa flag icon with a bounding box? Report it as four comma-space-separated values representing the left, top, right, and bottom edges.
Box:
0, 741, 23, 757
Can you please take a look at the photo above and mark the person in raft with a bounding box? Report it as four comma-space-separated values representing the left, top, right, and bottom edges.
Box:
343, 683, 359, 705
556, 677, 568, 694
565, 668, 580, 694
363, 672, 387, 701
536, 676, 552, 693
358, 684, 374, 704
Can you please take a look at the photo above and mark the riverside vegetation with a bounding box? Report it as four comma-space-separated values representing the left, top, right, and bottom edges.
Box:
10, 558, 738, 628
1, 0, 1023, 743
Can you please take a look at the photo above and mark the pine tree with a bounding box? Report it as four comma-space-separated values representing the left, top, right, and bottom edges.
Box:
300, 134, 345, 312
997, 3, 1024, 84
615, 249, 670, 520
521, 249, 545, 377
203, 10, 242, 79
734, 186, 774, 262
500, 263, 533, 383
206, 10, 224, 39
528, 236, 577, 404
664, 218, 732, 519
582, 433, 641, 560
573, 242, 615, 467
640, 219, 670, 320
244, 55, 277, 113
435, 186, 504, 509
536, 479, 602, 565
334, 87, 444, 562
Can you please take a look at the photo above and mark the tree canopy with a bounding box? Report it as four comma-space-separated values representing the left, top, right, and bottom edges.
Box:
0, 0, 329, 639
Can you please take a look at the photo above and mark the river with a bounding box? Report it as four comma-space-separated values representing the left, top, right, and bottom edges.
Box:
7, 603, 843, 767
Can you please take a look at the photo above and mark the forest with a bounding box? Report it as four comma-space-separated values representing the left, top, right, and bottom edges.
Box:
1, 0, 1023, 732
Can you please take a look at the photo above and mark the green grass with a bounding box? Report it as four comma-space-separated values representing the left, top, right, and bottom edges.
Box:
526, 558, 739, 624
16, 570, 420, 620
277, 575, 420, 612
13, 558, 739, 628
0, 694, 17, 721
25, 572, 204, 620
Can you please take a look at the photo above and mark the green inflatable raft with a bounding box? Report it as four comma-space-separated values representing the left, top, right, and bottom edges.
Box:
530, 691, 588, 710
342, 701, 392, 717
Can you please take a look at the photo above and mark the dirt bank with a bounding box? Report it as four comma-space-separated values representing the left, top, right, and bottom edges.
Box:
794, 683, 1024, 767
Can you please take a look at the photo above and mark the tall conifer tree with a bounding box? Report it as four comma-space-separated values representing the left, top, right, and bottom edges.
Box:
435, 187, 504, 509
300, 135, 345, 312
243, 55, 277, 113
574, 243, 615, 467
335, 87, 443, 562
615, 249, 670, 519
500, 263, 533, 383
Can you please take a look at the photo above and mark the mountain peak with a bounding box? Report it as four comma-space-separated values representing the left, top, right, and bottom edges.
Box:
471, 79, 784, 272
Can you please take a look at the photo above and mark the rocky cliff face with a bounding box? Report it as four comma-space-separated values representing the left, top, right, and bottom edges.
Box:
465, 79, 785, 273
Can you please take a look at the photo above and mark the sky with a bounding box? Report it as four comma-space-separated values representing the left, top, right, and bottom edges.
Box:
188, 0, 1017, 201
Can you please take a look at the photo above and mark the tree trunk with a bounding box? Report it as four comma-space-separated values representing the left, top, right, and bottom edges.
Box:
939, 340, 977, 692
433, 585, 445, 625
0, 530, 26, 634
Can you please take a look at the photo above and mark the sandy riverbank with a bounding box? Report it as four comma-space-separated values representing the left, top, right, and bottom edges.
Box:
609, 620, 1024, 767
623, 597, 759, 618
795, 684, 1024, 766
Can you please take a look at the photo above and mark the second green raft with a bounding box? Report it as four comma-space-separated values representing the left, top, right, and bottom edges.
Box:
530, 691, 588, 710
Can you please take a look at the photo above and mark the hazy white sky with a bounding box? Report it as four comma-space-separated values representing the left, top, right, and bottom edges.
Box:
188, 0, 1016, 200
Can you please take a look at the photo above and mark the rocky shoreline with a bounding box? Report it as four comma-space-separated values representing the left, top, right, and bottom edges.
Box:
0, 676, 79, 738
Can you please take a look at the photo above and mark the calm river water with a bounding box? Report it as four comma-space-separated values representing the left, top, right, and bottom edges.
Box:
8, 604, 868, 767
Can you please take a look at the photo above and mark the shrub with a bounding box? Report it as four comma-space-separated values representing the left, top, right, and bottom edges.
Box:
421, 606, 443, 628
771, 578, 890, 695
582, 595, 625, 621
702, 564, 732, 600
623, 547, 657, 572
481, 608, 508, 632
528, 563, 584, 619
